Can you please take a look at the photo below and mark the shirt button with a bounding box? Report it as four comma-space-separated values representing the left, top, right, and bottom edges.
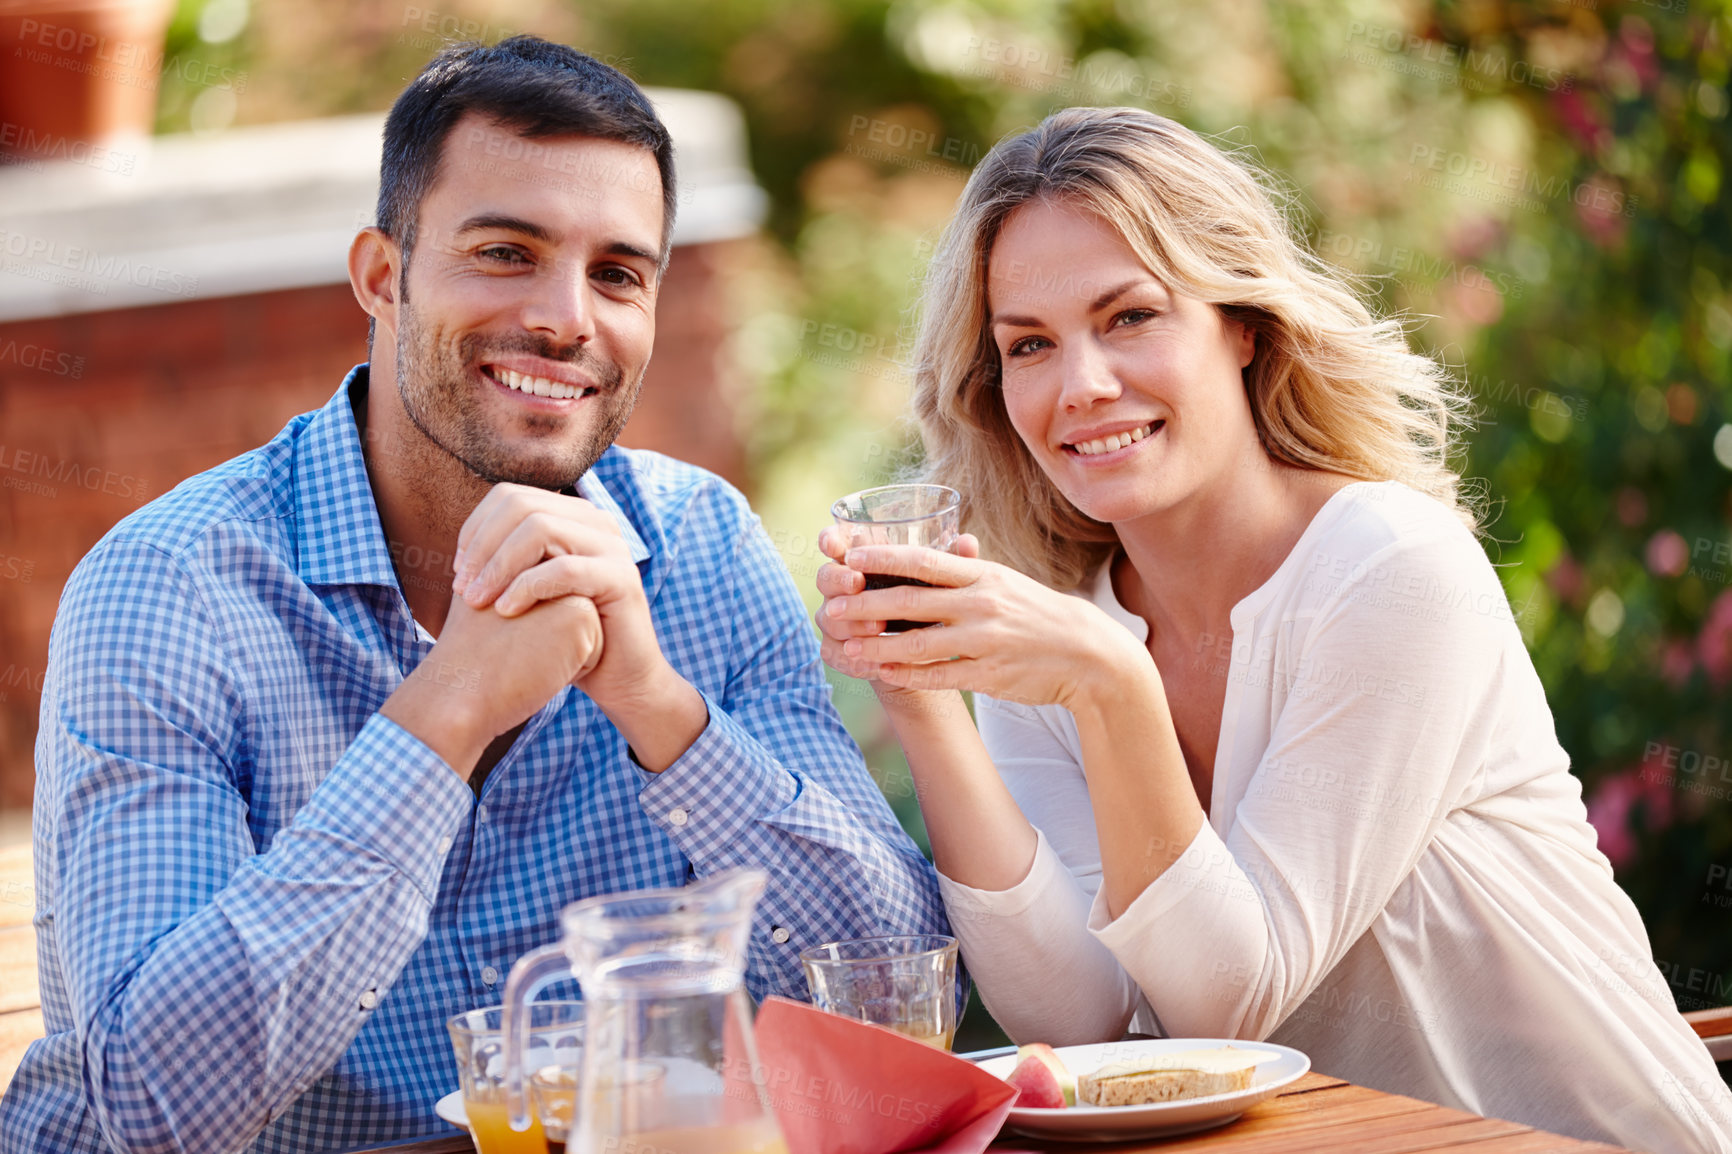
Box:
436, 836, 453, 854
771, 927, 791, 944
668, 807, 689, 827
359, 989, 379, 1010
482, 966, 499, 986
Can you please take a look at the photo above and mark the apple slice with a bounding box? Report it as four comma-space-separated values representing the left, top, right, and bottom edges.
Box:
1004, 1042, 1077, 1108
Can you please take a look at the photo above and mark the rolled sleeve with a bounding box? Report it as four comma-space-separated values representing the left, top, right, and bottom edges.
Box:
1085, 530, 1497, 1041
940, 828, 1140, 1045
1086, 820, 1266, 1036
938, 830, 1056, 921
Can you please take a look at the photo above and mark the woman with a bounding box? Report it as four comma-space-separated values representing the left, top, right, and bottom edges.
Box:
814, 106, 1732, 1153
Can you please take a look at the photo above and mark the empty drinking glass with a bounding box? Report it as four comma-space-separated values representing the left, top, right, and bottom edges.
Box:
800, 935, 959, 1050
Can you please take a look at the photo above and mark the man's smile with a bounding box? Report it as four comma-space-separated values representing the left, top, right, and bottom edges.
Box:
479, 356, 601, 403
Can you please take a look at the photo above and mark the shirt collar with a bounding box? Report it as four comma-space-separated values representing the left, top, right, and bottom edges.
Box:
575, 468, 651, 565
294, 365, 402, 588
294, 365, 651, 589
1089, 553, 1150, 643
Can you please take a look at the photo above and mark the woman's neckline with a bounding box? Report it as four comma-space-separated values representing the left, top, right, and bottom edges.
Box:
1095, 480, 1394, 640
1227, 478, 1394, 623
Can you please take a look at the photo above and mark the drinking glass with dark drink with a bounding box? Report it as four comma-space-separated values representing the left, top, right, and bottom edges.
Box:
830, 484, 961, 633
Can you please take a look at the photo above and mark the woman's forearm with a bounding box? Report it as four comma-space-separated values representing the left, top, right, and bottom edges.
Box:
1065, 642, 1205, 920
876, 689, 1039, 892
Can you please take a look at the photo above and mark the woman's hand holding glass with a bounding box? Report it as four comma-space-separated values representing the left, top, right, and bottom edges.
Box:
815, 530, 1149, 712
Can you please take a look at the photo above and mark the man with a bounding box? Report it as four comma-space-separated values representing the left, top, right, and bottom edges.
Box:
1, 37, 947, 1153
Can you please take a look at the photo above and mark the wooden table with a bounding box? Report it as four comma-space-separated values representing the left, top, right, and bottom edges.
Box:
0, 834, 1672, 1153
355, 1072, 1635, 1153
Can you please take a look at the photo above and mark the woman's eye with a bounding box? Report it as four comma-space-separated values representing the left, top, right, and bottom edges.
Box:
1006, 335, 1049, 357
1113, 308, 1156, 328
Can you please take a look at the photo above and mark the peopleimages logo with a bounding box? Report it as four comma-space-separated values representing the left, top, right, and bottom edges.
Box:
0, 228, 200, 298
846, 116, 984, 171
1315, 231, 1525, 300
1407, 145, 1638, 218
1344, 23, 1572, 94
0, 663, 45, 704
1468, 373, 1589, 425
0, 338, 84, 379
959, 36, 1192, 108
0, 444, 149, 501
0, 122, 135, 175
14, 19, 249, 92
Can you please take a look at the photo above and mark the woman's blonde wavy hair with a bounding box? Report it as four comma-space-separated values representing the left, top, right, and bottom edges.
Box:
911, 106, 1475, 591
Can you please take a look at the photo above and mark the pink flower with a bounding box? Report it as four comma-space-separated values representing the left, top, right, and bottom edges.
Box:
1660, 638, 1694, 688
1552, 88, 1607, 154
1587, 770, 1640, 870
1587, 764, 1675, 871
1616, 487, 1648, 528
1643, 773, 1674, 833
1443, 277, 1504, 327
1445, 216, 1503, 263
1698, 589, 1732, 686
1618, 16, 1659, 89
1576, 175, 1630, 248
1646, 530, 1688, 577
1547, 553, 1585, 608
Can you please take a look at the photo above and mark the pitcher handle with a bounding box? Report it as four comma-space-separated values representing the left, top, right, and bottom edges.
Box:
501, 942, 573, 1131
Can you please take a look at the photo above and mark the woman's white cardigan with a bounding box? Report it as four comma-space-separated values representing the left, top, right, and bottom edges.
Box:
940, 481, 1732, 1154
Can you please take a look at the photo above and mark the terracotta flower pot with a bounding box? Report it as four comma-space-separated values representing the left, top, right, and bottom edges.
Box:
0, 0, 175, 161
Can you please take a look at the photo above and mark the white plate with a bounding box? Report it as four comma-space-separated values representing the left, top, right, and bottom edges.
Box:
972, 1038, 1311, 1142
434, 1090, 469, 1129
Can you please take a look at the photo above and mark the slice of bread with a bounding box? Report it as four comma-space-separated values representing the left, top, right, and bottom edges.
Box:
1077, 1047, 1276, 1108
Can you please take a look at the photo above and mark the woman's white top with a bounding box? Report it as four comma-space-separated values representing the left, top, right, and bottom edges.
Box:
939, 481, 1732, 1154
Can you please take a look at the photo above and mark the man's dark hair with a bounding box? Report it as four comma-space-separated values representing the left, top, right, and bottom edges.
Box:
376, 35, 677, 268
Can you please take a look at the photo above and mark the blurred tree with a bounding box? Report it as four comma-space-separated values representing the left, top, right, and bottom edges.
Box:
572, 0, 1732, 1035
1431, 1, 1732, 1004
207, 0, 1731, 1042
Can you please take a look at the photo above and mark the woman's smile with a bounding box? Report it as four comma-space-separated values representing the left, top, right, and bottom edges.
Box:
1062, 418, 1164, 459
988, 199, 1255, 525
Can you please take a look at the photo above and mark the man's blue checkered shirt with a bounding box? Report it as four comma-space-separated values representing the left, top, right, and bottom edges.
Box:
1, 368, 949, 1153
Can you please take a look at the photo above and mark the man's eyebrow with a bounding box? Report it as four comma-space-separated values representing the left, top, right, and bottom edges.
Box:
604, 241, 661, 266
451, 219, 660, 267
454, 213, 551, 241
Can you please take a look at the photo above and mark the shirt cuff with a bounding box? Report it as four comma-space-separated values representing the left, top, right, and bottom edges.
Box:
1086, 820, 1252, 942
270, 713, 473, 903
636, 689, 799, 860
936, 826, 1067, 922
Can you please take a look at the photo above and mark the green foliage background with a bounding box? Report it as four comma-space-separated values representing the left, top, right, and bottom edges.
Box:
181, 0, 1732, 1049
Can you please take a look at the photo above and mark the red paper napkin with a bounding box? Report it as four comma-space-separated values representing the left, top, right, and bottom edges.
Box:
752, 997, 1018, 1154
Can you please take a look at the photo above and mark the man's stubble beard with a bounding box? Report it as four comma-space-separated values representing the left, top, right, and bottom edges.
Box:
393, 288, 643, 493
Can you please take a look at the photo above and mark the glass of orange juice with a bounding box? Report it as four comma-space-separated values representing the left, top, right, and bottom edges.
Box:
448, 1002, 583, 1154
800, 935, 958, 1049
527, 1062, 579, 1151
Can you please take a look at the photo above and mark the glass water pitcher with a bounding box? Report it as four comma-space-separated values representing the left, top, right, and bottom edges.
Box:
501, 867, 787, 1154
